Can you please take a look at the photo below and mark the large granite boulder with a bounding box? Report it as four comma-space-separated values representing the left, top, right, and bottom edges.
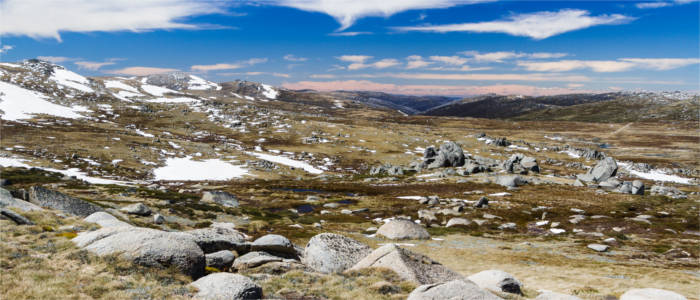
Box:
0, 188, 42, 212
186, 223, 249, 253
251, 234, 295, 255
467, 270, 523, 295
302, 233, 371, 274
377, 219, 430, 240
620, 288, 687, 300
348, 244, 461, 285
407, 279, 501, 300
28, 186, 103, 217
422, 142, 466, 169
73, 226, 205, 278
577, 157, 618, 183
190, 273, 263, 300
84, 212, 132, 228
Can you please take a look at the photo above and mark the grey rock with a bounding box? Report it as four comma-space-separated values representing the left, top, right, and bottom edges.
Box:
349, 244, 461, 284
153, 213, 164, 224
494, 175, 526, 188
650, 185, 685, 199
190, 273, 263, 300
84, 212, 131, 228
423, 142, 465, 169
187, 225, 249, 253
573, 179, 585, 187
73, 226, 205, 278
474, 196, 489, 208
0, 208, 34, 225
302, 233, 371, 274
201, 191, 239, 208
467, 269, 523, 295
28, 186, 103, 217
377, 219, 430, 240
119, 203, 151, 216
577, 157, 618, 183
232, 251, 283, 270
620, 288, 687, 300
251, 234, 295, 255
0, 188, 42, 212
587, 244, 609, 252
535, 291, 583, 300
418, 210, 437, 224
407, 279, 501, 300
205, 250, 235, 270
631, 180, 645, 195
446, 217, 472, 228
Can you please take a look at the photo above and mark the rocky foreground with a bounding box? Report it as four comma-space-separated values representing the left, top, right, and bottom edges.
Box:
1, 183, 692, 300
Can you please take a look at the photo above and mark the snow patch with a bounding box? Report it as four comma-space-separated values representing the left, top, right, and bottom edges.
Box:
0, 82, 89, 121
141, 84, 177, 96
50, 68, 94, 93
248, 152, 323, 174
261, 84, 278, 99
152, 156, 249, 181
618, 162, 692, 184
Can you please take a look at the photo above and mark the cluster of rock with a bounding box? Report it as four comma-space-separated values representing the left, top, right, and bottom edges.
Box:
502, 153, 539, 174
576, 157, 645, 195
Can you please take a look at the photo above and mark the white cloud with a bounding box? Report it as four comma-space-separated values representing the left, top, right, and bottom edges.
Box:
518, 58, 700, 72
338, 55, 372, 63
1, 45, 15, 54
406, 55, 433, 69
328, 31, 373, 36
394, 9, 634, 39
461, 51, 568, 62
338, 55, 400, 70
635, 2, 672, 8
636, 0, 698, 9
284, 54, 308, 62
0, 0, 227, 41
107, 66, 179, 76
37, 56, 72, 63
267, 0, 492, 31
220, 71, 290, 78
74, 61, 117, 71
191, 58, 268, 72
620, 58, 700, 70
429, 55, 469, 65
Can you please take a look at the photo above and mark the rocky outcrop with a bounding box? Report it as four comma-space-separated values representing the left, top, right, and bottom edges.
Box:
0, 188, 42, 212
620, 288, 687, 300
303, 233, 371, 274
421, 142, 465, 169
186, 223, 249, 253
73, 225, 205, 278
467, 270, 523, 295
190, 273, 263, 300
348, 244, 461, 285
376, 219, 430, 240
232, 251, 284, 270
494, 175, 527, 188
0, 208, 34, 225
577, 157, 618, 183
251, 234, 296, 255
370, 165, 405, 176
407, 279, 501, 300
205, 250, 235, 271
119, 203, 151, 216
201, 191, 239, 208
28, 186, 103, 217
502, 154, 539, 174
84, 211, 131, 227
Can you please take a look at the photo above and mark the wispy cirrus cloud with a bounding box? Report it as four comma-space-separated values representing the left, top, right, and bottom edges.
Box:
328, 31, 372, 36
0, 45, 14, 54
265, 0, 493, 31
219, 71, 290, 78
394, 9, 635, 39
106, 66, 179, 76
406, 55, 433, 69
283, 80, 591, 96
358, 72, 589, 82
74, 58, 123, 71
518, 58, 700, 72
337, 55, 401, 70
191, 58, 268, 72
37, 56, 73, 63
636, 0, 698, 9
283, 54, 308, 62
462, 51, 568, 62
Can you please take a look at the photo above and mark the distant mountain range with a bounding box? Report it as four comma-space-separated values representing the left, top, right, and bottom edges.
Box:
1, 59, 697, 123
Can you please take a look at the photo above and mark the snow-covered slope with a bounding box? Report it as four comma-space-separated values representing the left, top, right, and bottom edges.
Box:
0, 81, 89, 120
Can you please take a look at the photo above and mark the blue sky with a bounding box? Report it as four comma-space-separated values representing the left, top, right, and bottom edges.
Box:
1, 0, 698, 96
